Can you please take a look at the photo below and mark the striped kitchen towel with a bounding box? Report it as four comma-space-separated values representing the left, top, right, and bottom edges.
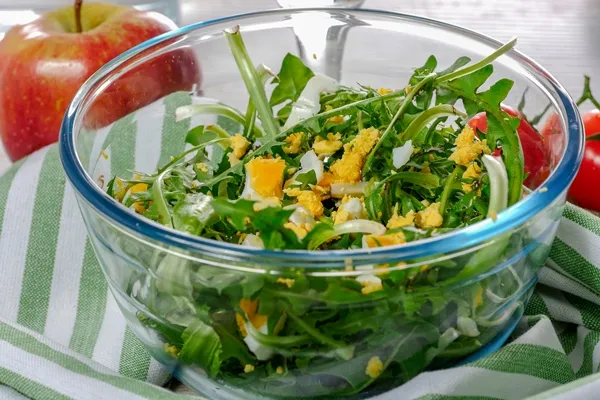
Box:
2, 92, 600, 399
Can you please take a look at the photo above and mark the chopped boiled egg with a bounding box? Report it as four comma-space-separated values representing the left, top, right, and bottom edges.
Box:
313, 132, 343, 155
377, 87, 393, 95
231, 134, 251, 159
356, 273, 383, 295
288, 206, 315, 229
327, 127, 380, 184
283, 132, 304, 154
283, 74, 339, 130
333, 196, 367, 225
241, 156, 286, 200
241, 234, 264, 248
284, 187, 324, 217
276, 278, 295, 288
462, 162, 482, 193
330, 182, 367, 198
365, 356, 384, 378
415, 202, 443, 228
387, 206, 415, 229
363, 231, 406, 248
449, 126, 491, 166
236, 299, 274, 361
227, 152, 241, 166
284, 221, 309, 239
392, 140, 414, 169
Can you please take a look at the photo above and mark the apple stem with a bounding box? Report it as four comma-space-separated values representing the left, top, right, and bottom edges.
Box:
74, 0, 83, 33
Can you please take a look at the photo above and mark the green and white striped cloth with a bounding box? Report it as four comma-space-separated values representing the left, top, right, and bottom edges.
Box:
2, 93, 600, 400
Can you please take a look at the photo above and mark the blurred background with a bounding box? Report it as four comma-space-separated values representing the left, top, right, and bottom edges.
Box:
0, 0, 597, 173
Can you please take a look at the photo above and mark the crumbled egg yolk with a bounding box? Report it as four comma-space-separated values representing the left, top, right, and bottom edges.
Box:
328, 115, 345, 124
474, 286, 484, 309
313, 132, 343, 155
462, 162, 481, 193
449, 126, 491, 166
365, 356, 384, 378
195, 162, 209, 173
332, 195, 366, 224
236, 299, 268, 338
361, 280, 384, 295
276, 366, 285, 374
228, 153, 241, 166
415, 202, 443, 228
387, 207, 415, 229
377, 87, 393, 95
231, 134, 251, 159
327, 127, 380, 184
284, 222, 309, 239
245, 156, 287, 199
253, 197, 281, 212
364, 231, 406, 248
283, 132, 304, 154
244, 364, 255, 373
276, 278, 295, 288
129, 183, 148, 214
284, 187, 324, 217
164, 343, 179, 358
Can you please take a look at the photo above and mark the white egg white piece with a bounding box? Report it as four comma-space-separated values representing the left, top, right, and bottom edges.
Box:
288, 206, 315, 228
340, 198, 366, 220
457, 316, 480, 337
355, 273, 381, 286
283, 74, 339, 130
242, 234, 264, 248
330, 182, 368, 198
240, 169, 262, 201
244, 322, 274, 360
392, 140, 414, 169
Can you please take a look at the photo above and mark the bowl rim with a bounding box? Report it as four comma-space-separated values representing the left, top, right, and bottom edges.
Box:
59, 7, 584, 267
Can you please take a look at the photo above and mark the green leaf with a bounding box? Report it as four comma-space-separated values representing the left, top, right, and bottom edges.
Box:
179, 319, 223, 377
212, 311, 255, 365
270, 53, 315, 107
173, 193, 216, 235
438, 56, 471, 76
211, 198, 254, 231
295, 169, 317, 189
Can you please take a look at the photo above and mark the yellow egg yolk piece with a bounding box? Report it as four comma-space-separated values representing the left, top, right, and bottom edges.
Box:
245, 156, 287, 199
364, 231, 406, 248
365, 356, 384, 378
415, 202, 443, 228
284, 187, 324, 217
238, 298, 268, 334
462, 162, 482, 193
329, 127, 380, 183
313, 132, 343, 155
283, 132, 304, 154
284, 222, 309, 239
276, 278, 295, 288
387, 207, 415, 229
449, 126, 491, 166
377, 87, 393, 95
231, 134, 251, 159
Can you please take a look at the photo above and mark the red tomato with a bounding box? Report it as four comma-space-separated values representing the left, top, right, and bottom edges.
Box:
468, 105, 550, 188
566, 110, 600, 212
540, 112, 564, 167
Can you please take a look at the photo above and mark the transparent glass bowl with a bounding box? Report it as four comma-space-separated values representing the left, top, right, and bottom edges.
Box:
59, 8, 583, 400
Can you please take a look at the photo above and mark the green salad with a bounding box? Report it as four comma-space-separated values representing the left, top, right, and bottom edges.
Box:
108, 26, 529, 397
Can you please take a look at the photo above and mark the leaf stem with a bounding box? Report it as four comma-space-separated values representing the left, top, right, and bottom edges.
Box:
576, 75, 600, 110
224, 26, 280, 139
436, 38, 517, 84
439, 166, 462, 218
402, 104, 466, 142
363, 73, 437, 176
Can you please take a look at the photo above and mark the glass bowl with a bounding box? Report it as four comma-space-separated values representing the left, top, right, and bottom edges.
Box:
59, 8, 583, 400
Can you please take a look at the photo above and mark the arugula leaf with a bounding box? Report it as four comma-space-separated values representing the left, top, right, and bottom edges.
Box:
270, 53, 315, 107
211, 198, 254, 231
178, 319, 223, 377
173, 193, 216, 235
295, 169, 317, 189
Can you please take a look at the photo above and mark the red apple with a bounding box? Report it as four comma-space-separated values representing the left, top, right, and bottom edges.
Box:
0, 1, 201, 161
